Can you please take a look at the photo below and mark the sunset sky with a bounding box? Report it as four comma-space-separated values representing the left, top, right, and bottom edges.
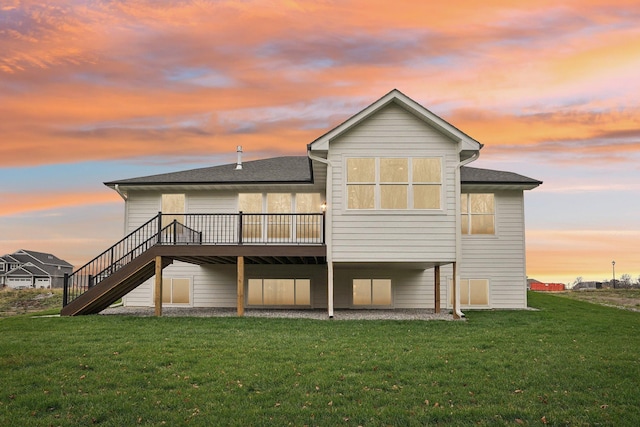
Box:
1, 0, 639, 285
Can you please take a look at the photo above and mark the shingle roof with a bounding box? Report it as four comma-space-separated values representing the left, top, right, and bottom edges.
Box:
13, 250, 73, 268
105, 156, 313, 186
461, 166, 542, 186
105, 156, 540, 187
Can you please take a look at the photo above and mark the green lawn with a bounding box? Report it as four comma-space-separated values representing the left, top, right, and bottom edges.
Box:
1, 293, 639, 426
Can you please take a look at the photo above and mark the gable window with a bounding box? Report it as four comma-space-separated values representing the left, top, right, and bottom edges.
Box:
346, 158, 375, 209
352, 279, 392, 306
461, 193, 495, 235
247, 278, 311, 306
413, 158, 441, 209
380, 158, 408, 209
347, 158, 442, 210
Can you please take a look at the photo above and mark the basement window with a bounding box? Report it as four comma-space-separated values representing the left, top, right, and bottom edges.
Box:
352, 279, 392, 306
247, 279, 311, 306
449, 279, 489, 307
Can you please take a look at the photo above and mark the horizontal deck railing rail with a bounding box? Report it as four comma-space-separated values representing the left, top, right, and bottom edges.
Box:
63, 212, 325, 307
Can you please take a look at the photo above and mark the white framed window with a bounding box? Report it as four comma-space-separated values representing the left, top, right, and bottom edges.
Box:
238, 193, 263, 240
449, 279, 489, 307
161, 194, 185, 228
296, 193, 323, 240
352, 279, 392, 306
238, 193, 323, 241
461, 193, 495, 235
247, 278, 311, 306
161, 278, 191, 305
346, 157, 442, 210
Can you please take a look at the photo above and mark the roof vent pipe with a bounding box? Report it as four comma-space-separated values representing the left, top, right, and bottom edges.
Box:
235, 146, 243, 170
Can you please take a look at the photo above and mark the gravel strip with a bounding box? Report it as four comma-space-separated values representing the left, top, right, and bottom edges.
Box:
100, 306, 457, 321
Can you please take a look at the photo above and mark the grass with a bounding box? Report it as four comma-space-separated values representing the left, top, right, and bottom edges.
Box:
1, 292, 639, 426
551, 288, 640, 311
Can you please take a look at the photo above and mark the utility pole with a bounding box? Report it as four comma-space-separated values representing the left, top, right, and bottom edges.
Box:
612, 260, 616, 289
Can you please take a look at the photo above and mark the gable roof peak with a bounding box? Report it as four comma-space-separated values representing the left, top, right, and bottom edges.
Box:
308, 89, 482, 152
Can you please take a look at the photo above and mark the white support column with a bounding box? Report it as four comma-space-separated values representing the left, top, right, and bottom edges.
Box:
327, 261, 334, 318
452, 262, 460, 320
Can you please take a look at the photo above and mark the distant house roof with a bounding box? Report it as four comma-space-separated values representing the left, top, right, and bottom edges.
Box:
4, 264, 48, 277
0, 255, 19, 263
0, 250, 72, 279
12, 250, 73, 268
106, 156, 540, 189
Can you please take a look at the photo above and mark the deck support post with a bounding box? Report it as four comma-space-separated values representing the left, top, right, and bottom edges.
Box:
434, 265, 441, 312
154, 256, 163, 317
237, 256, 244, 317
327, 261, 334, 318
452, 262, 460, 320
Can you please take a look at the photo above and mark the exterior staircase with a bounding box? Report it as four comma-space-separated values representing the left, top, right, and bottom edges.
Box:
61, 212, 325, 316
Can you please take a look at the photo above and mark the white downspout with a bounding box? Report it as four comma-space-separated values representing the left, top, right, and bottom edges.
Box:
114, 184, 128, 201
307, 150, 334, 318
454, 150, 479, 319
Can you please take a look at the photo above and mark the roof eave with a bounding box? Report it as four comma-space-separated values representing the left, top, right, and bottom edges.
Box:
462, 181, 542, 190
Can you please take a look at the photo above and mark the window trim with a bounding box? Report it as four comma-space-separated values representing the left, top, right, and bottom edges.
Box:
345, 156, 444, 211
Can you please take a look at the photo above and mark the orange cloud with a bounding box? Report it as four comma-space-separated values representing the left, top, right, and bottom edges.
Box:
448, 108, 640, 148
0, 191, 121, 216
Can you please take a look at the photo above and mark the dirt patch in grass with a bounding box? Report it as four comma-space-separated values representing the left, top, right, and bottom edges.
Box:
550, 289, 640, 312
0, 288, 63, 317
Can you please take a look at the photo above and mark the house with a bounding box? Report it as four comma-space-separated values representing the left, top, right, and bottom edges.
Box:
61, 89, 541, 317
0, 250, 73, 289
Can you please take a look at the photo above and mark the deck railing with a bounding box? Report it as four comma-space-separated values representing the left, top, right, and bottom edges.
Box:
63, 212, 325, 306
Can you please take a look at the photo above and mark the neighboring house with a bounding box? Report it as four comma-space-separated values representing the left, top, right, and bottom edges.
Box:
0, 250, 73, 289
0, 255, 20, 285
61, 89, 541, 316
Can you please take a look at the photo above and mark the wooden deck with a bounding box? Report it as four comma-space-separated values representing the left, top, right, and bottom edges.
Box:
61, 243, 326, 316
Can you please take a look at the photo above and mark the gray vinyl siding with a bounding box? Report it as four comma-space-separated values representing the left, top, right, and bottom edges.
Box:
125, 191, 159, 232
458, 190, 527, 308
329, 103, 458, 263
